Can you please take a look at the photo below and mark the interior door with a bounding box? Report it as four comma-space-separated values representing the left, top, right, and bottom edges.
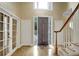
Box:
38, 17, 48, 46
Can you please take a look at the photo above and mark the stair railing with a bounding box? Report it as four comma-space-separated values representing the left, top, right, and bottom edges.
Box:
54, 3, 79, 56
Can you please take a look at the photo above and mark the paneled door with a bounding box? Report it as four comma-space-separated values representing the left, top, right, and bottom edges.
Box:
38, 17, 48, 46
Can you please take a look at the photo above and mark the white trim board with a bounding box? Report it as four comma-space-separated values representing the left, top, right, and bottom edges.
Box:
6, 44, 33, 56
33, 16, 53, 45
6, 44, 23, 56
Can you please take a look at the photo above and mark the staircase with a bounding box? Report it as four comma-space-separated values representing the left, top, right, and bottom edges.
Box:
54, 3, 79, 56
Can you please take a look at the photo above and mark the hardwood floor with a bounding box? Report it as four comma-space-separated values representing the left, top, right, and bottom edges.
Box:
12, 45, 54, 56
12, 46, 33, 56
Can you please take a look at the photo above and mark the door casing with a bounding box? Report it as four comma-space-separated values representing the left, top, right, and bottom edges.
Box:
33, 16, 53, 46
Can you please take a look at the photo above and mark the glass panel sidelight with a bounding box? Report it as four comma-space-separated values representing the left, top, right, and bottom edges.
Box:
33, 17, 38, 45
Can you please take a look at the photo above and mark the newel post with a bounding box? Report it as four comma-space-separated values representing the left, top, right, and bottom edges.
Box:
54, 31, 58, 56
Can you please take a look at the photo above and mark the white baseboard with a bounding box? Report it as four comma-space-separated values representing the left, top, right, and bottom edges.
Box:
6, 44, 33, 56
6, 45, 23, 56
21, 44, 33, 47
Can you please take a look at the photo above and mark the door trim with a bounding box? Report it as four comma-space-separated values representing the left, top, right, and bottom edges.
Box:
33, 16, 53, 46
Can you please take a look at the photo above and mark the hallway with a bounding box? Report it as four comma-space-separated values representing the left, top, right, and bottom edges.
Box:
12, 45, 54, 56
0, 2, 79, 56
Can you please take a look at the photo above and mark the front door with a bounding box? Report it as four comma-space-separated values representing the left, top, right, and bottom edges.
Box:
38, 17, 48, 46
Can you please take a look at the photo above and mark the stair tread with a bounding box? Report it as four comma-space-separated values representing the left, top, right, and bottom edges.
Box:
58, 45, 79, 56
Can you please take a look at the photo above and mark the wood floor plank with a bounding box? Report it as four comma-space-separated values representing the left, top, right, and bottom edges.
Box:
12, 45, 54, 56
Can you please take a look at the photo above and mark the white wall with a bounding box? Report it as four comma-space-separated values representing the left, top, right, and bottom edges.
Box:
16, 19, 21, 47
72, 9, 79, 43
54, 20, 64, 45
20, 16, 64, 46
20, 18, 54, 46
21, 20, 33, 46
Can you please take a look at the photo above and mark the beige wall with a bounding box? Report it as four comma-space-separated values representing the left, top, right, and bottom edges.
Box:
53, 2, 68, 21
0, 2, 78, 21
0, 2, 69, 21
20, 2, 53, 20
20, 2, 68, 20
0, 2, 22, 18
68, 2, 78, 10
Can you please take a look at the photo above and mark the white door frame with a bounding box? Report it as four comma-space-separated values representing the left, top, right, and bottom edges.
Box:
33, 16, 53, 46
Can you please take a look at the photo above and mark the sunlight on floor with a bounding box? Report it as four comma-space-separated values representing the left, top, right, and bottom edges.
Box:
48, 45, 54, 56
33, 45, 38, 56
33, 45, 54, 56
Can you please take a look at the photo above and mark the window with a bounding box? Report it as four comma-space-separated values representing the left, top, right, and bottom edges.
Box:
34, 2, 52, 10
69, 21, 73, 29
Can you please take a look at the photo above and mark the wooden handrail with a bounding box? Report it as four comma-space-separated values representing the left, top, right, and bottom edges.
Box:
54, 3, 79, 32
54, 3, 79, 56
